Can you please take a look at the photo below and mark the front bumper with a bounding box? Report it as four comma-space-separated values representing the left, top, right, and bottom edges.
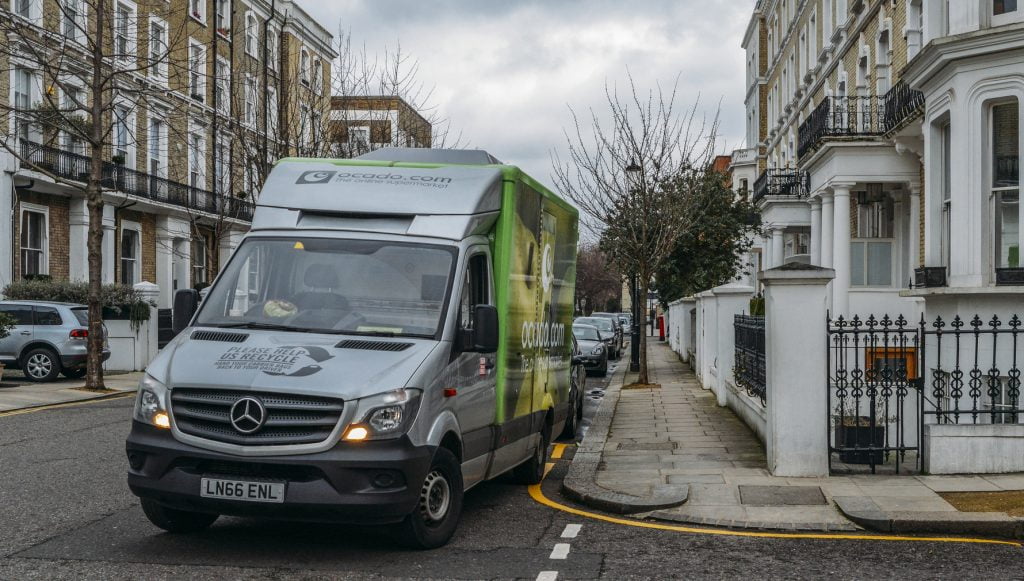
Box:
579, 355, 605, 370
125, 421, 434, 525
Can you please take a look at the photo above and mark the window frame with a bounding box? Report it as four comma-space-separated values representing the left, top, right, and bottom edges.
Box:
192, 235, 209, 286
148, 16, 169, 85
61, 0, 87, 43
119, 220, 142, 287
19, 203, 48, 278
214, 56, 230, 114
243, 74, 258, 128
299, 48, 310, 86
188, 39, 206, 102
114, 0, 137, 66
188, 124, 207, 190
990, 100, 1020, 272
215, 0, 230, 36
189, 0, 206, 24
245, 11, 259, 57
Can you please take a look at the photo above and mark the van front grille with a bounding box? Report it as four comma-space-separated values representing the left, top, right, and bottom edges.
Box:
170, 388, 344, 446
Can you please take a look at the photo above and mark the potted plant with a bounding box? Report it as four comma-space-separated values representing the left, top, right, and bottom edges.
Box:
0, 312, 16, 381
833, 399, 891, 465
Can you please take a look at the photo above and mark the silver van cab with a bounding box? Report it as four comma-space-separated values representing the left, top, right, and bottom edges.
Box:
125, 150, 579, 549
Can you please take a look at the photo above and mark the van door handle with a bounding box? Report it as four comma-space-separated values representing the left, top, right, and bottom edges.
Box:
20, 331, 30, 335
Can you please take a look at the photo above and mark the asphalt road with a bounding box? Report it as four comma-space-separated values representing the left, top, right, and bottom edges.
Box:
1, 355, 1022, 580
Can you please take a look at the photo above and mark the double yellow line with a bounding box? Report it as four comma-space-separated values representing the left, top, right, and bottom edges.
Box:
533, 446, 1022, 547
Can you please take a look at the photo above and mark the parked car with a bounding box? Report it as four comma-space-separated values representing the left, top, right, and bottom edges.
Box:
617, 312, 633, 334
562, 334, 587, 439
590, 312, 624, 350
573, 322, 610, 374
0, 301, 110, 382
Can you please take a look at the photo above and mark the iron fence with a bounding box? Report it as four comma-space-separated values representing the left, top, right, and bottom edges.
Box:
828, 312, 1024, 474
18, 141, 254, 222
882, 80, 925, 134
734, 314, 766, 405
798, 96, 884, 159
752, 168, 811, 204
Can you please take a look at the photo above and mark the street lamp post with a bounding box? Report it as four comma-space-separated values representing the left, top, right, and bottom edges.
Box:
625, 159, 642, 372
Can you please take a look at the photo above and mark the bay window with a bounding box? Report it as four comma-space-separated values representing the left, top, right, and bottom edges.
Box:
851, 192, 895, 287
992, 102, 1019, 270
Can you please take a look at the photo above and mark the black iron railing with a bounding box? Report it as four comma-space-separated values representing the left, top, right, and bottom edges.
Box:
734, 314, 766, 406
798, 96, 884, 159
18, 141, 254, 222
828, 313, 1024, 474
882, 80, 925, 134
752, 168, 811, 204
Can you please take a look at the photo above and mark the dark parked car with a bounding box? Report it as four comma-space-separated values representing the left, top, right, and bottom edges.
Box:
590, 312, 624, 350
562, 334, 587, 439
0, 301, 110, 381
575, 316, 619, 359
572, 323, 609, 375
617, 312, 633, 334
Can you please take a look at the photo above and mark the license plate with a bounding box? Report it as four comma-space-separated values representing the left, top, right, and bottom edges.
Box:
200, 477, 285, 503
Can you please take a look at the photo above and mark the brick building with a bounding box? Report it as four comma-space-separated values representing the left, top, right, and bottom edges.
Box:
1, 0, 335, 307
731, 0, 1023, 321
329, 95, 433, 158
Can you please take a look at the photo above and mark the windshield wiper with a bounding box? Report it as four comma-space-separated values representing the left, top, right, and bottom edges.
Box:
209, 322, 322, 333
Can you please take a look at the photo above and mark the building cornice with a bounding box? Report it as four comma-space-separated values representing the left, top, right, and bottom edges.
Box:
902, 22, 1024, 91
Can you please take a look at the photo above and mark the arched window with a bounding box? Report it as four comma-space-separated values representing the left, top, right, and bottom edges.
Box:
245, 12, 258, 57
312, 58, 322, 93
300, 49, 310, 85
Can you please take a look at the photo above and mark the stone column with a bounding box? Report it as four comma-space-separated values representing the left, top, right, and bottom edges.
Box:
0, 151, 15, 289
762, 264, 835, 477
68, 198, 89, 281
102, 205, 116, 284
810, 198, 822, 266
832, 184, 853, 317
771, 228, 785, 268
679, 296, 697, 364
908, 184, 921, 279
696, 290, 717, 391
820, 191, 834, 268
133, 281, 160, 369
712, 283, 754, 407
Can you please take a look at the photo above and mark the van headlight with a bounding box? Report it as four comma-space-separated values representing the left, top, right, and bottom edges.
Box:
344, 388, 422, 441
133, 374, 170, 429
591, 345, 605, 355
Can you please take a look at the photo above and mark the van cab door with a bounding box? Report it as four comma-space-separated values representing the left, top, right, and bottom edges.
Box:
452, 248, 497, 455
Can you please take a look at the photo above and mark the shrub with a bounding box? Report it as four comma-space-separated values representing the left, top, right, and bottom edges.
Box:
2, 279, 154, 330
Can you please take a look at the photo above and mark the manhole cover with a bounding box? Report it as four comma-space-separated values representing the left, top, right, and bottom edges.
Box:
739, 485, 826, 506
617, 442, 677, 451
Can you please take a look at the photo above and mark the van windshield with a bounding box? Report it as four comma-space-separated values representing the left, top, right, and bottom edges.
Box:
196, 237, 457, 338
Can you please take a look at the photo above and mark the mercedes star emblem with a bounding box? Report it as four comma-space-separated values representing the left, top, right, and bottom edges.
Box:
229, 397, 267, 434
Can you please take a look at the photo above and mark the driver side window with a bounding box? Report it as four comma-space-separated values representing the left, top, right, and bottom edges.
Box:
459, 253, 490, 332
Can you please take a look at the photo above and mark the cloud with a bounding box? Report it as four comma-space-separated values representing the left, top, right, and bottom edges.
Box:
301, 0, 749, 186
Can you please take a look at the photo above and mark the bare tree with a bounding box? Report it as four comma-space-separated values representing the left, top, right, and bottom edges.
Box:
0, 0, 199, 389
552, 72, 720, 384
328, 28, 462, 157
575, 243, 622, 315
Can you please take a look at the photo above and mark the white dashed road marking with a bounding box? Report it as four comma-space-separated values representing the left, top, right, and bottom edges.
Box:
536, 572, 559, 581
561, 524, 582, 539
549, 543, 571, 560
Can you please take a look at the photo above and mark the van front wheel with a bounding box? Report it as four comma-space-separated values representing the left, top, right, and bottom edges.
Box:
395, 447, 463, 550
512, 424, 549, 485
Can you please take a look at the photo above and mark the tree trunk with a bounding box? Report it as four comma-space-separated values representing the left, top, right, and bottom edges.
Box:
85, 0, 106, 390
637, 279, 650, 385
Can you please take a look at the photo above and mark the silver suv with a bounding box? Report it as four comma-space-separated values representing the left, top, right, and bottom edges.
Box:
0, 301, 110, 382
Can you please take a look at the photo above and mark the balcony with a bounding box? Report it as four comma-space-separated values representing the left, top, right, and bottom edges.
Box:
798, 96, 884, 159
18, 141, 254, 222
882, 80, 925, 134
752, 168, 811, 204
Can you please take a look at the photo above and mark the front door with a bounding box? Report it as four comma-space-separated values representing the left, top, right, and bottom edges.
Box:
452, 250, 497, 437
0, 304, 34, 361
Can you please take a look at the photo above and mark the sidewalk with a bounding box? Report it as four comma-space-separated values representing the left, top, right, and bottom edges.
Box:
0, 371, 141, 413
564, 338, 1024, 536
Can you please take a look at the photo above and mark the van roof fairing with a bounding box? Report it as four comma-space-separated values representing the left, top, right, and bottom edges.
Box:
256, 161, 504, 217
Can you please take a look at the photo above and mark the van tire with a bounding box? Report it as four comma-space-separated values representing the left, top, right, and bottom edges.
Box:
21, 347, 61, 382
139, 499, 218, 533
560, 391, 578, 440
512, 424, 549, 485
395, 447, 463, 550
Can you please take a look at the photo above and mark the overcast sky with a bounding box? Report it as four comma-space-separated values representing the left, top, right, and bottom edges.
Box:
301, 0, 750, 185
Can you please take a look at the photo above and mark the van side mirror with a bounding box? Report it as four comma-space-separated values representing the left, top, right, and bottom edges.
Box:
172, 289, 200, 334
473, 305, 499, 353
